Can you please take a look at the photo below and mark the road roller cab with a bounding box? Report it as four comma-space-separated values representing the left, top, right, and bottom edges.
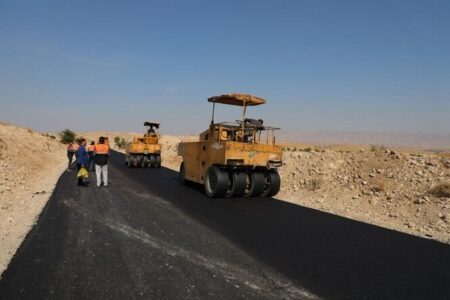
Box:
178, 93, 283, 198
126, 122, 162, 168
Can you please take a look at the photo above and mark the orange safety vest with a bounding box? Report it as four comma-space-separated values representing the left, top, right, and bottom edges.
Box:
87, 145, 96, 152
95, 144, 109, 154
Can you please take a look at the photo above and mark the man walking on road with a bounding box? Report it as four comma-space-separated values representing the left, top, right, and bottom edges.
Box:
87, 141, 96, 172
66, 142, 76, 170
75, 139, 89, 186
94, 136, 110, 188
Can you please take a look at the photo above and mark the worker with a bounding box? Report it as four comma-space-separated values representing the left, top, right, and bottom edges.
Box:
94, 136, 110, 188
244, 118, 265, 130
87, 141, 96, 172
66, 142, 76, 171
75, 139, 89, 186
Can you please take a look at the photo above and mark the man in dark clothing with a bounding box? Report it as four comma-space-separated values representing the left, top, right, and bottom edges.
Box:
66, 142, 76, 170
94, 136, 110, 188
87, 141, 96, 172
75, 139, 89, 186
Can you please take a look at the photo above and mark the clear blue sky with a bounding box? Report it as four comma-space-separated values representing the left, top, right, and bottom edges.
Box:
0, 0, 449, 134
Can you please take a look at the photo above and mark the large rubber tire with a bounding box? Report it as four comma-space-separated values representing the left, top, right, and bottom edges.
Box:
261, 170, 281, 197
227, 171, 246, 198
244, 172, 265, 197
156, 155, 161, 168
136, 156, 143, 168
149, 155, 156, 168
179, 162, 186, 185
204, 166, 229, 198
142, 156, 149, 168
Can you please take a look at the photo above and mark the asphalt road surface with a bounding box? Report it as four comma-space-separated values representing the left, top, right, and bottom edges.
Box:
1, 151, 449, 299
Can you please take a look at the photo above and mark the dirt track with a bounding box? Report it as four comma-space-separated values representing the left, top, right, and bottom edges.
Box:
0, 151, 449, 299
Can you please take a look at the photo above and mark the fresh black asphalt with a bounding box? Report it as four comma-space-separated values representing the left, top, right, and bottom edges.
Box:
0, 151, 449, 299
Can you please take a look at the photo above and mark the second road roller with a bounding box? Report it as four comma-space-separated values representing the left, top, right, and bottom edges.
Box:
126, 122, 162, 168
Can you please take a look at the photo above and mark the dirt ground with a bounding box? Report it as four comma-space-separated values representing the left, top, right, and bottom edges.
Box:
1, 126, 449, 277
278, 146, 450, 243
0, 123, 67, 274
93, 131, 450, 243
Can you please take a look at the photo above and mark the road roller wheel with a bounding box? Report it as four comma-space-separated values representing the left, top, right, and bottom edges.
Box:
133, 155, 141, 168
244, 171, 264, 198
149, 155, 156, 168
226, 171, 246, 198
156, 155, 161, 168
204, 166, 229, 198
261, 170, 281, 197
128, 155, 135, 168
142, 156, 149, 168
179, 162, 186, 184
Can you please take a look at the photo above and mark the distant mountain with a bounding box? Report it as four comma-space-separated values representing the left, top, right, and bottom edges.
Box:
279, 130, 450, 150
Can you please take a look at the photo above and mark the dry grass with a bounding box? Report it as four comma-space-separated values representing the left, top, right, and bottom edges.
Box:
438, 152, 450, 158
371, 179, 386, 193
370, 145, 387, 152
428, 183, 450, 198
0, 137, 6, 151
307, 178, 323, 191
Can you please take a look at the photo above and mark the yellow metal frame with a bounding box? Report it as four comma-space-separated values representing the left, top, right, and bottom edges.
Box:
179, 123, 282, 184
126, 131, 161, 155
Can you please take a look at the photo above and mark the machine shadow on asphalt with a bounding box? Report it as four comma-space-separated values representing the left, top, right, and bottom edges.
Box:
113, 152, 450, 299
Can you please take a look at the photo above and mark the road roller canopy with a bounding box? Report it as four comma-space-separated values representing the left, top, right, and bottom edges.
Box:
208, 94, 266, 106
144, 122, 160, 129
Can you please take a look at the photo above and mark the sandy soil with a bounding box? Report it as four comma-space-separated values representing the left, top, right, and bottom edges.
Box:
1, 126, 448, 278
0, 123, 67, 275
278, 146, 450, 243
88, 131, 449, 243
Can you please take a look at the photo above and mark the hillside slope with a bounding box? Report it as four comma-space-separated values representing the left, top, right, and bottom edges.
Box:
278, 147, 450, 243
81, 131, 450, 243
0, 123, 66, 274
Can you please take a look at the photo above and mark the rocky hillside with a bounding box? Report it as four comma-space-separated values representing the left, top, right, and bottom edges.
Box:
278, 147, 450, 243
138, 135, 449, 244
0, 123, 67, 274
64, 131, 450, 243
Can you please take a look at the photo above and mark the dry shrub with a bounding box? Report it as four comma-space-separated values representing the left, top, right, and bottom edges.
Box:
371, 179, 386, 193
428, 183, 450, 198
0, 138, 6, 157
308, 178, 323, 191
438, 152, 450, 158
59, 129, 76, 144
370, 145, 387, 152
114, 136, 128, 149
0, 137, 6, 150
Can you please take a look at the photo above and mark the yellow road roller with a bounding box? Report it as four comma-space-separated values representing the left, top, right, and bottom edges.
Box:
178, 94, 282, 198
126, 122, 161, 168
